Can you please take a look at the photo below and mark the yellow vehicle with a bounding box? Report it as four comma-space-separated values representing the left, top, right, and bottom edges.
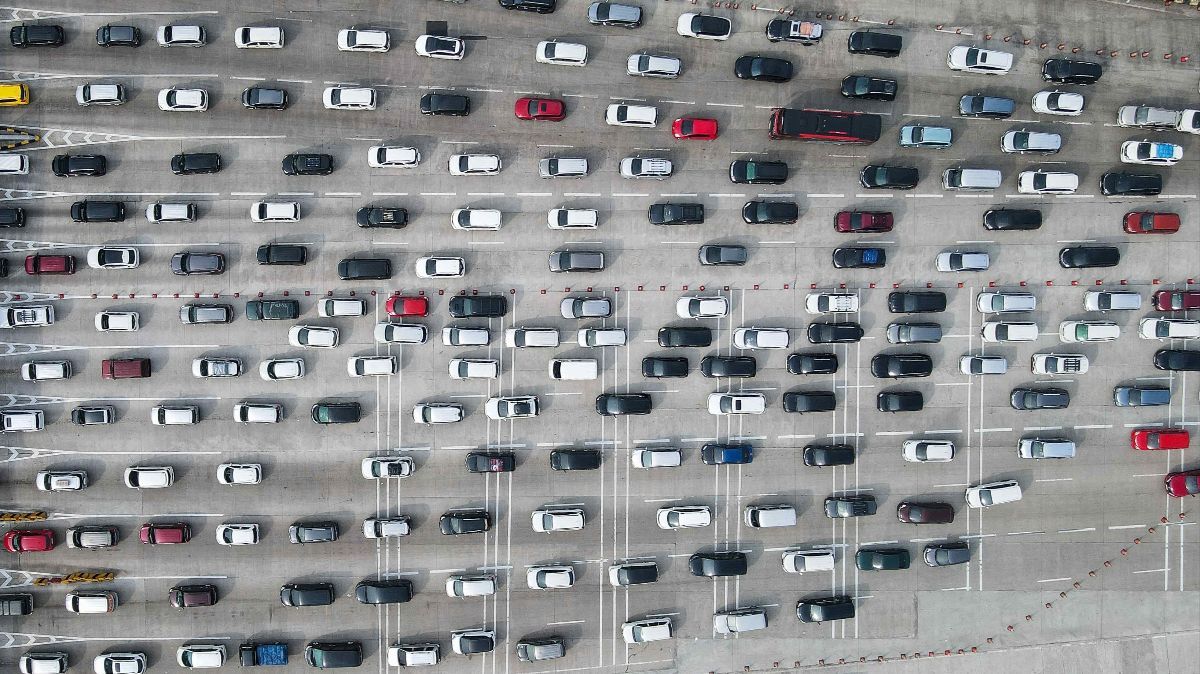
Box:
0, 83, 30, 106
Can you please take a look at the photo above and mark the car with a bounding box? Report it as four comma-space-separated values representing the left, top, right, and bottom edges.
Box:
501, 0, 558, 12
448, 295, 507, 318
234, 26, 283, 48
677, 12, 730, 39
216, 524, 260, 546
840, 74, 897, 100
150, 405, 199, 425
1042, 57, 1101, 84
980, 321, 1038, 343
965, 479, 1023, 508
549, 249, 604, 272
355, 579, 413, 605
515, 96, 565, 121
363, 517, 410, 539
787, 352, 838, 375
936, 251, 990, 272
367, 146, 418, 168
536, 39, 585, 66
832, 247, 885, 268
1016, 170, 1079, 194
412, 403, 465, 425
10, 24, 65, 47
158, 87, 208, 112
656, 505, 711, 530
733, 56, 794, 83
742, 200, 799, 224
889, 291, 947, 313
464, 452, 515, 474
1179, 109, 1200, 135
860, 164, 919, 190
606, 103, 658, 127
1121, 141, 1182, 166
216, 463, 261, 485
766, 18, 823, 43
1032, 89, 1083, 116
550, 448, 602, 471
1001, 129, 1062, 154
540, 155, 588, 178
642, 356, 689, 378
699, 244, 748, 266
947, 45, 1013, 73
1141, 318, 1200, 340
250, 201, 299, 223
21, 360, 71, 382
451, 631, 495, 656
730, 159, 788, 184
355, 206, 407, 229
632, 447, 682, 468
924, 542, 971, 567
531, 508, 585, 533
123, 466, 173, 489
139, 522, 190, 545
279, 583, 333, 607
701, 443, 753, 465
1155, 290, 1200, 311
596, 393, 653, 416
627, 53, 681, 78
1, 307, 54, 329
0, 207, 25, 227
1100, 171, 1162, 196
191, 357, 240, 378
348, 355, 399, 377
700, 355, 756, 378
281, 153, 332, 176
19, 653, 68, 674
233, 403, 283, 423
415, 34, 464, 59
440, 509, 491, 535
856, 548, 911, 570
449, 154, 501, 176
887, 322, 942, 344
1155, 349, 1200, 371
516, 638, 565, 663
1124, 211, 1181, 234
870, 353, 932, 378
289, 521, 339, 544
506, 327, 559, 348
92, 654, 146, 674
807, 322, 864, 344
170, 252, 224, 275
649, 202, 704, 225
86, 247, 139, 270
976, 291, 1037, 314
1031, 353, 1088, 375
323, 86, 376, 110
708, 392, 766, 415
361, 456, 413, 480
898, 125, 952, 149
782, 391, 836, 413
444, 327, 490, 348
337, 257, 391, 280
877, 390, 923, 412
288, 325, 339, 349
420, 92, 470, 115
1017, 437, 1077, 459
171, 152, 221, 175
24, 254, 76, 275
834, 211, 893, 233
3, 528, 53, 553
846, 30, 902, 56
734, 327, 789, 349
902, 439, 954, 462
156, 24, 206, 47
620, 156, 672, 179
802, 444, 855, 467
180, 303, 233, 325
896, 501, 954, 524
958, 94, 1016, 118
374, 323, 428, 345
338, 27, 389, 52
689, 551, 748, 577
983, 209, 1042, 231
1165, 470, 1200, 497
36, 470, 87, 492
414, 256, 465, 278
312, 402, 360, 424
305, 642, 364, 670
1059, 320, 1119, 343
96, 24, 140, 47
486, 396, 539, 420
1132, 428, 1190, 451
52, 154, 106, 177
451, 208, 502, 231
797, 596, 855, 623
1010, 387, 1070, 410
824, 495, 877, 518
714, 607, 768, 634
76, 83, 126, 106
782, 549, 836, 574
676, 296, 728, 319
445, 574, 495, 598
587, 2, 643, 28
1117, 105, 1181, 129
245, 299, 299, 321
672, 117, 718, 139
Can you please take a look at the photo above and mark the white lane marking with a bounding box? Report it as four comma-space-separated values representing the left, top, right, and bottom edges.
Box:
324, 192, 361, 197
516, 192, 552, 197
959, 533, 996, 539
1058, 527, 1096, 534
1133, 568, 1170, 574
860, 540, 898, 546
807, 193, 845, 198
419, 192, 456, 196
278, 78, 312, 84
932, 483, 969, 488
927, 429, 962, 434
1109, 524, 1146, 530
1036, 577, 1072, 583
706, 102, 744, 108
547, 619, 586, 626
1073, 424, 1111, 430
1006, 531, 1045, 536
1034, 478, 1073, 483
976, 427, 1012, 433
428, 568, 466, 574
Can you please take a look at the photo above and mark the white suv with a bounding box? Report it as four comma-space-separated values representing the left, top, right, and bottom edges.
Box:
805, 293, 858, 314
367, 145, 419, 167
606, 103, 658, 127
234, 26, 283, 48
620, 156, 672, 179
250, 201, 299, 223
323, 86, 376, 110
449, 154, 501, 176
1017, 170, 1078, 194
338, 28, 389, 52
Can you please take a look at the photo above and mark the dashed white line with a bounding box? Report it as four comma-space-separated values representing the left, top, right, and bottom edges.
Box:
706, 102, 744, 108
1058, 527, 1096, 534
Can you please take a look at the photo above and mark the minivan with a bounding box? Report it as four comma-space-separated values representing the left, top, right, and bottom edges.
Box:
0, 154, 29, 175
1017, 437, 1076, 459
539, 157, 588, 178
65, 590, 117, 614
942, 168, 1001, 190
964, 479, 1022, 508
146, 202, 196, 223
588, 2, 642, 28
847, 31, 902, 56
549, 358, 599, 380
506, 327, 559, 348
744, 504, 797, 528
627, 53, 681, 78
101, 358, 150, 379
71, 200, 125, 223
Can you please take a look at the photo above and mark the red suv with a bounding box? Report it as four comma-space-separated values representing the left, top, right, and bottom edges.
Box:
835, 211, 893, 233
139, 522, 191, 544
1131, 428, 1189, 451
385, 295, 429, 317
3, 529, 55, 552
1165, 470, 1200, 497
24, 254, 76, 275
1123, 211, 1180, 234
1154, 290, 1200, 311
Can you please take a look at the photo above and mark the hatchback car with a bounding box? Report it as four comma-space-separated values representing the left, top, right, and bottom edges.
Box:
311, 402, 360, 424
170, 252, 224, 275
699, 244, 747, 266
515, 96, 565, 121
924, 542, 971, 567
158, 87, 208, 112
672, 117, 718, 139
157, 24, 206, 47
877, 390, 923, 412
415, 34, 463, 59
1124, 211, 1181, 234
289, 521, 339, 544
902, 439, 954, 462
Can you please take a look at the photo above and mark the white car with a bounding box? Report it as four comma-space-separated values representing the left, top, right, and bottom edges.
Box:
259, 358, 305, 380
1017, 170, 1078, 194
548, 208, 598, 229
531, 508, 585, 532
176, 644, 225, 669
527, 565, 575, 590
412, 403, 465, 425
446, 574, 495, 597
95, 311, 138, 332
632, 447, 682, 468
216, 463, 261, 485
449, 154, 501, 176
578, 328, 626, 347
250, 201, 299, 223
733, 327, 789, 349
622, 618, 672, 644
234, 26, 283, 48
156, 25, 205, 47
21, 360, 71, 381
318, 298, 367, 317
288, 325, 339, 348
1083, 291, 1141, 312
782, 549, 836, 574
485, 396, 539, 420
75, 83, 124, 106
1178, 109, 1200, 135
536, 40, 588, 66
146, 202, 195, 223
451, 208, 502, 231
1031, 353, 1089, 375
936, 251, 990, 272
959, 355, 1008, 375
443, 327, 490, 346
323, 86, 376, 110
1120, 140, 1182, 166
367, 145, 419, 167
158, 87, 207, 112
451, 630, 495, 656
626, 53, 681, 78
363, 517, 411, 539
606, 103, 658, 127
902, 440, 955, 462
374, 323, 428, 344
708, 393, 766, 415
93, 653, 147, 674
347, 355, 398, 377
980, 321, 1038, 343
35, 470, 87, 492
656, 505, 711, 529
87, 247, 139, 269
338, 28, 389, 52
965, 479, 1022, 508
805, 293, 858, 314
448, 358, 500, 379
676, 12, 732, 40
676, 296, 728, 319
123, 466, 173, 489
561, 297, 611, 319
415, 34, 464, 59
977, 291, 1036, 313
1139, 317, 1200, 340
215, 524, 259, 546
1059, 320, 1119, 343
946, 45, 1013, 74
1001, 130, 1062, 154
619, 156, 672, 179
415, 256, 466, 278
192, 357, 241, 378
233, 402, 283, 423
1032, 90, 1083, 116
150, 405, 199, 426
361, 456, 415, 479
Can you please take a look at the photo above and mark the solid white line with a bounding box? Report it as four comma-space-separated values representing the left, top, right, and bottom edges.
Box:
1007, 531, 1045, 536
976, 427, 1012, 433
927, 429, 962, 434
1036, 577, 1071, 583
807, 193, 845, 198
1133, 568, 1169, 574
1035, 478, 1073, 483
547, 619, 586, 626
1109, 524, 1145, 530
932, 483, 969, 488
1058, 527, 1096, 533
324, 192, 361, 197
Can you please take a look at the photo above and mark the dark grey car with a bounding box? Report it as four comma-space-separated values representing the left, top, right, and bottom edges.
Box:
289, 521, 339, 544
886, 322, 942, 344
1010, 387, 1070, 410
923, 542, 970, 567
516, 637, 565, 662
587, 2, 642, 27
824, 495, 877, 518
1113, 386, 1170, 407
280, 582, 335, 607
170, 252, 225, 275
548, 250, 604, 272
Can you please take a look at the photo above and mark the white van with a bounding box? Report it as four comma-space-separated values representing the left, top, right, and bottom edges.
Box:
713, 607, 767, 634
146, 202, 196, 223
548, 208, 598, 229
536, 40, 588, 66
942, 168, 1002, 190
65, 590, 117, 614
0, 154, 29, 175
505, 327, 559, 348
965, 479, 1022, 508
743, 504, 796, 528
622, 617, 672, 644
980, 321, 1039, 342
549, 359, 599, 380
782, 548, 836, 573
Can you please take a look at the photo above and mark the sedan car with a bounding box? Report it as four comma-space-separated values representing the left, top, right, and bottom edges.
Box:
656, 505, 711, 529
1032, 89, 1084, 116
514, 96, 565, 121
835, 210, 893, 233
439, 510, 491, 535
1164, 470, 1200, 497
902, 439, 954, 462
1120, 141, 1182, 166
216, 523, 260, 546
86, 247, 139, 270
733, 55, 793, 82
946, 45, 1013, 74
840, 74, 897, 100
192, 357, 241, 378
1131, 428, 1189, 451
1042, 58, 1102, 84
361, 456, 414, 479
671, 117, 718, 139
561, 297, 612, 319
924, 542, 971, 567
688, 551, 747, 577
216, 463, 261, 485
983, 208, 1042, 231
486, 396, 539, 420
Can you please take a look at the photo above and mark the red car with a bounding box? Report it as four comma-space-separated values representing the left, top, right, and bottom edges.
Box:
385, 295, 428, 318
1123, 211, 1180, 234
3, 529, 55, 553
514, 97, 565, 121
672, 117, 718, 140
139, 522, 191, 545
1131, 428, 1190, 451
24, 254, 76, 275
1165, 470, 1200, 497
1154, 290, 1200, 312
835, 211, 894, 233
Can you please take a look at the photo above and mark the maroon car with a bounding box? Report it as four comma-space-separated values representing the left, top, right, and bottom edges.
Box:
168, 584, 217, 608
1154, 290, 1200, 312
139, 522, 191, 544
24, 254, 76, 275
896, 500, 954, 524
835, 211, 893, 233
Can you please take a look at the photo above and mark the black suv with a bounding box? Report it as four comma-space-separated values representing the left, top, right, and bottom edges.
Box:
1154, 349, 1200, 372
282, 153, 334, 176
657, 326, 712, 347
688, 551, 748, 577
96, 25, 139, 47
549, 448, 602, 471
245, 299, 299, 321
10, 24, 65, 47
171, 152, 221, 175
1059, 246, 1120, 269
70, 200, 124, 223
256, 244, 308, 265
803, 444, 855, 466
1100, 172, 1162, 196
807, 322, 863, 344
356, 206, 408, 229
700, 355, 756, 378
337, 258, 392, 280
499, 0, 557, 12
420, 93, 470, 116
448, 295, 508, 318
648, 202, 704, 225
1042, 58, 1102, 85
742, 200, 798, 224
788, 352, 838, 374
888, 291, 947, 314
242, 87, 289, 109
730, 160, 788, 185
859, 164, 918, 189
877, 390, 923, 412
846, 30, 902, 56
52, 154, 106, 177
596, 393, 652, 416
983, 208, 1042, 231
0, 207, 25, 228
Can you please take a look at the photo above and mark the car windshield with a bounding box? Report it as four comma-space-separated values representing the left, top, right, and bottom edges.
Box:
1186, 476, 1200, 492
678, 119, 693, 136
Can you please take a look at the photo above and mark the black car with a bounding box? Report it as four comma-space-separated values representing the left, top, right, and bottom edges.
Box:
10, 24, 64, 47
499, 0, 557, 12
0, 207, 25, 228
807, 322, 864, 344
924, 542, 970, 567
70, 200, 125, 223
1058, 246, 1120, 269
698, 244, 747, 266
282, 153, 333, 176
549, 448, 602, 471
1113, 385, 1171, 407
855, 548, 911, 571
1154, 349, 1200, 372
648, 202, 704, 225
887, 322, 942, 344
803, 444, 855, 467
983, 208, 1042, 231
465, 452, 516, 473
356, 206, 408, 229
887, 291, 946, 314
958, 95, 1015, 119
448, 295, 508, 318
279, 582, 335, 607
288, 522, 339, 544
859, 164, 918, 189
733, 55, 794, 82
846, 30, 902, 57
439, 509, 491, 535
797, 595, 855, 623
52, 154, 106, 177
896, 500, 955, 524
700, 355, 756, 378
242, 87, 289, 109
245, 299, 299, 321
824, 495, 877, 518
96, 24, 139, 47
641, 357, 689, 378
337, 258, 392, 280
312, 401, 361, 424
596, 393, 652, 416
688, 551, 748, 577
657, 326, 712, 347
870, 353, 933, 378
1100, 172, 1162, 196
701, 443, 753, 465
729, 160, 788, 185
877, 390, 923, 412
609, 562, 658, 586
354, 579, 413, 605
787, 352, 838, 375
420, 93, 470, 116
70, 406, 113, 425
256, 244, 307, 265
1010, 387, 1069, 410
1042, 58, 1102, 84
170, 152, 221, 175
840, 74, 897, 101
783, 391, 836, 413
305, 642, 363, 670
170, 252, 225, 275
742, 200, 799, 224
832, 247, 885, 269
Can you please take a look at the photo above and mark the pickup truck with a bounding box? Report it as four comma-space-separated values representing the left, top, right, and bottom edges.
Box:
240, 643, 288, 667
0, 304, 54, 328
1031, 353, 1089, 375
